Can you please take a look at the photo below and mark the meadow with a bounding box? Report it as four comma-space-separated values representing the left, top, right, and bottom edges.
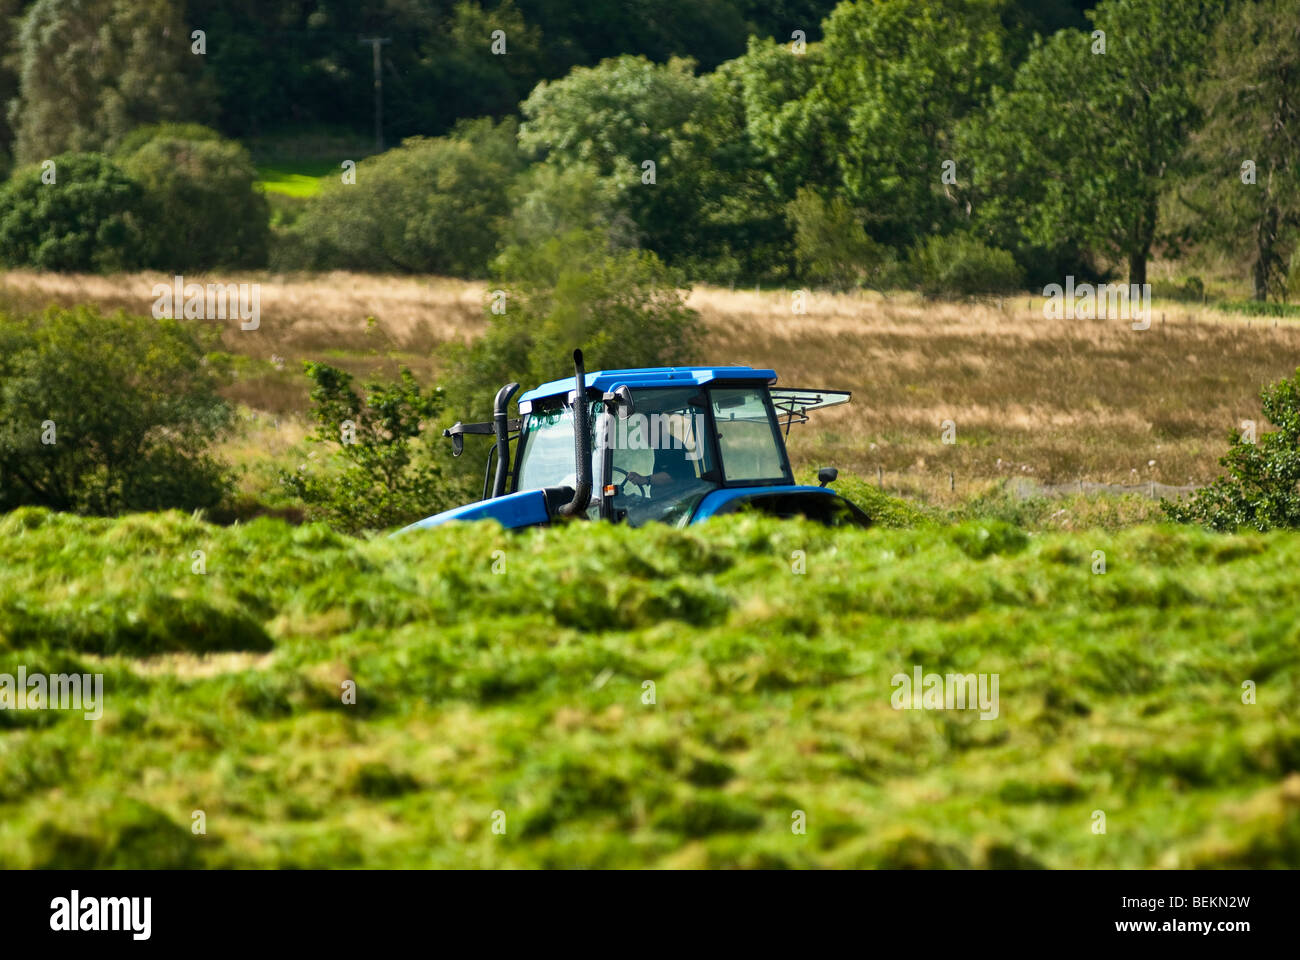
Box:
2, 505, 1298, 868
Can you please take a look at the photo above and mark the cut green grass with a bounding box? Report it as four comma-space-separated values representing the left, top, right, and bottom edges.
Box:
1, 509, 1297, 868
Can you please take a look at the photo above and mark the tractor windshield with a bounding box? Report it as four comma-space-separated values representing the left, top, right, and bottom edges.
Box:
605, 387, 717, 527
516, 400, 603, 496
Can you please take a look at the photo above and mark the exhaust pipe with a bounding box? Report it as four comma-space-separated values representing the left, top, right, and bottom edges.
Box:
556, 349, 592, 518
491, 381, 520, 499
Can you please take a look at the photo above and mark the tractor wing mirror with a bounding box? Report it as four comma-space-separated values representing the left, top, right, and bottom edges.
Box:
818, 467, 838, 487
443, 419, 502, 458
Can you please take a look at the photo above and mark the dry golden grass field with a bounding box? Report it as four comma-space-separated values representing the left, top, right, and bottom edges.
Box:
4, 269, 1298, 504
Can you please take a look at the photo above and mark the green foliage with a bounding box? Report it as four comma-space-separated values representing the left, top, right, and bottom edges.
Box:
1164, 367, 1300, 532
0, 152, 146, 271
3, 509, 1300, 866
0, 0, 19, 163
123, 136, 270, 270
114, 122, 223, 158
446, 229, 700, 422
798, 0, 1013, 245
518, 56, 718, 263
907, 233, 1023, 297
280, 362, 459, 534
731, 35, 835, 204
787, 188, 895, 291
7, 0, 213, 164
283, 120, 522, 276
0, 305, 231, 514
798, 469, 931, 527
1173, 0, 1300, 301
961, 0, 1228, 285
1215, 300, 1300, 320
501, 162, 631, 250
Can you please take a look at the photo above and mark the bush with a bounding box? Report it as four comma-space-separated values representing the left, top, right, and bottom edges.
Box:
0, 305, 231, 514
122, 135, 270, 270
787, 188, 896, 292
1164, 367, 1300, 531
502, 161, 632, 251
907, 233, 1024, 298
0, 152, 145, 271
114, 123, 223, 157
282, 119, 522, 276
445, 228, 700, 422
280, 363, 463, 534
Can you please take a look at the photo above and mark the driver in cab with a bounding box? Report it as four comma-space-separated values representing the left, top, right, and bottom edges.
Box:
626, 413, 701, 496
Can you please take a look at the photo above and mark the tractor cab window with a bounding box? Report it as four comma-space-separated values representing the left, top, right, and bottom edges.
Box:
710, 387, 790, 484
516, 400, 603, 496
606, 387, 717, 527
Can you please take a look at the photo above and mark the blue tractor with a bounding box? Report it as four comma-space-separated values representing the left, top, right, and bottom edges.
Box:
399, 350, 870, 532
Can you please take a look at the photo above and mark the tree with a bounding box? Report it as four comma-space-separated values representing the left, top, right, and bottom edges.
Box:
1175, 0, 1300, 301
0, 152, 146, 271
729, 35, 835, 209
518, 55, 718, 264
0, 0, 22, 170
0, 305, 231, 514
7, 0, 213, 164
791, 0, 1014, 246
123, 135, 270, 270
961, 0, 1227, 286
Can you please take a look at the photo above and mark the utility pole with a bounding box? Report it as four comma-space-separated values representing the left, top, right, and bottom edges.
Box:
359, 36, 392, 152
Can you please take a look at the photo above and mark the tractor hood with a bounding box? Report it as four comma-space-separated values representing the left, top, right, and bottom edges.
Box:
396, 488, 553, 533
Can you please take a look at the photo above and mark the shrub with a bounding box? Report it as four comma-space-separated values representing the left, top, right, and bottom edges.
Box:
1163, 367, 1300, 531
0, 305, 231, 514
114, 123, 223, 157
787, 188, 895, 292
123, 135, 270, 269
0, 152, 145, 271
283, 119, 522, 276
907, 233, 1024, 298
279, 363, 462, 534
502, 161, 632, 251
445, 228, 700, 422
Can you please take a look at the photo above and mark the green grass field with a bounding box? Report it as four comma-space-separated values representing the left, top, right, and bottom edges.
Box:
2, 499, 1297, 868
255, 163, 332, 198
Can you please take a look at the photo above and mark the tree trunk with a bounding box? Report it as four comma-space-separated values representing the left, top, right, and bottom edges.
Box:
1253, 204, 1280, 302
1128, 193, 1157, 288
1128, 249, 1147, 288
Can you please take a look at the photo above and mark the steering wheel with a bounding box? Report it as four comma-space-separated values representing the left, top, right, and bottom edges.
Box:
609, 466, 649, 498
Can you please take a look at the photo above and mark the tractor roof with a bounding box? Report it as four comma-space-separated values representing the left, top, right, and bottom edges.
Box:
518, 366, 777, 406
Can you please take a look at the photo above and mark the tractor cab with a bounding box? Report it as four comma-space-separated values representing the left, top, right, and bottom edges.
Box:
399, 351, 870, 533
